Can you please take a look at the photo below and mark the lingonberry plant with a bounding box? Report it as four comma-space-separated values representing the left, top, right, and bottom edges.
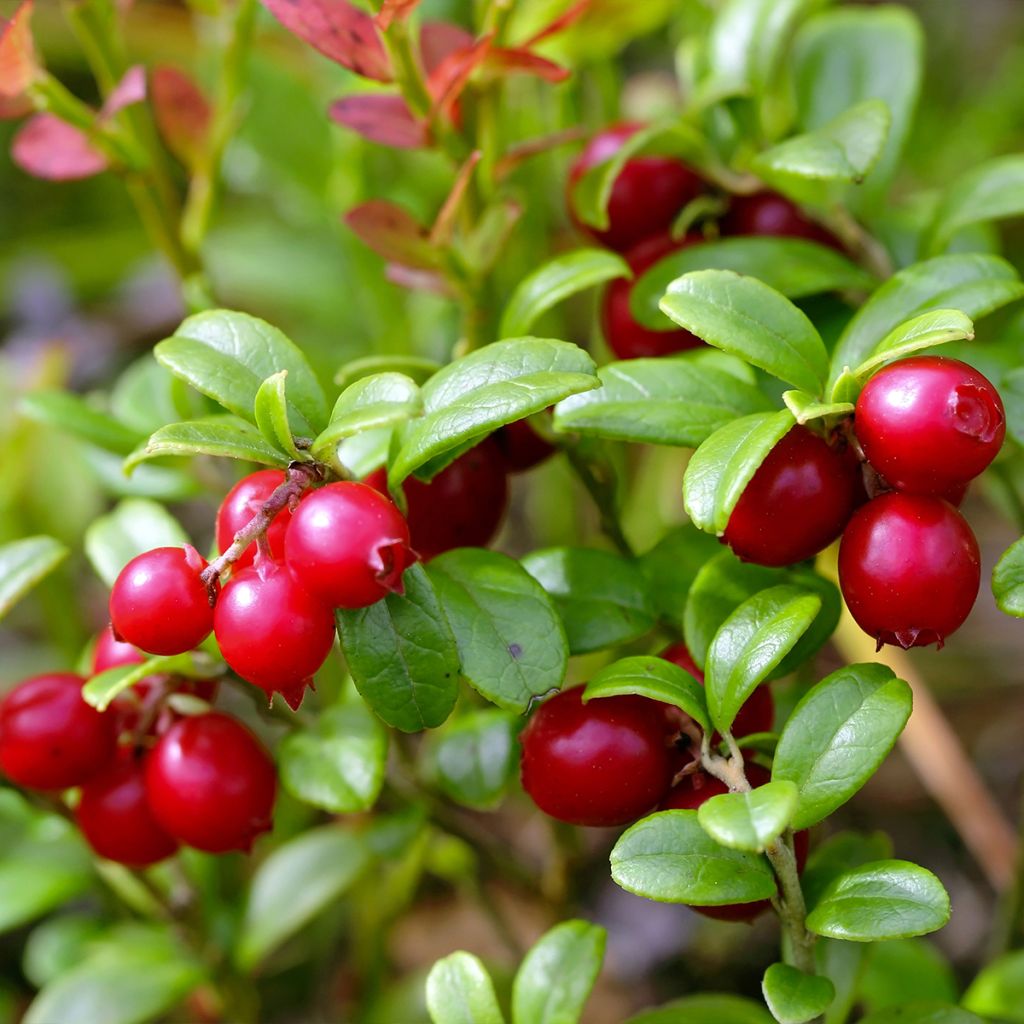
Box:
4, 1, 1024, 1023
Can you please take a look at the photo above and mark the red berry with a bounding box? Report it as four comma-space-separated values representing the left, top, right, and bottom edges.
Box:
854, 357, 1005, 496
721, 192, 841, 249
216, 469, 296, 570
838, 492, 980, 649
568, 123, 704, 252
493, 417, 556, 473
723, 425, 860, 567
0, 674, 117, 790
145, 712, 276, 854
213, 559, 336, 706
109, 546, 216, 656
285, 482, 413, 609
520, 686, 673, 827
602, 234, 704, 359
76, 751, 178, 866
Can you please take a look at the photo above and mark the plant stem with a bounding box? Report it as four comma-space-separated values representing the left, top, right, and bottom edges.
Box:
766, 833, 816, 974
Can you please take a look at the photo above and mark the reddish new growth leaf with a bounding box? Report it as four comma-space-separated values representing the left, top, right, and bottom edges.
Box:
345, 199, 439, 269
419, 22, 474, 75
485, 47, 569, 84
523, 0, 591, 46
427, 33, 492, 117
101, 65, 147, 119
430, 149, 481, 245
12, 114, 107, 180
262, 0, 392, 82
0, 2, 40, 101
375, 0, 421, 32
0, 93, 32, 120
329, 94, 426, 149
151, 66, 212, 168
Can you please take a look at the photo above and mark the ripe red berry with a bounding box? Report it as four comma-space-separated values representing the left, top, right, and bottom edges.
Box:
365, 438, 509, 561
76, 751, 178, 866
0, 674, 117, 790
285, 482, 413, 609
854, 356, 1005, 496
602, 234, 704, 359
838, 492, 980, 649
145, 712, 276, 854
493, 417, 556, 473
567, 123, 704, 252
216, 469, 296, 570
109, 546, 216, 656
721, 192, 841, 249
723, 425, 860, 567
520, 686, 673, 827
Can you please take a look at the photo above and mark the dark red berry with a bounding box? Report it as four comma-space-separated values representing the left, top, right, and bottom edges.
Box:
493, 417, 556, 473
216, 469, 297, 570
285, 482, 413, 609
602, 234, 704, 359
109, 546, 216, 656
76, 751, 178, 866
0, 674, 117, 790
854, 356, 1005, 496
838, 492, 980, 649
520, 686, 673, 827
145, 712, 276, 854
568, 123, 704, 252
721, 192, 841, 249
723, 425, 860, 567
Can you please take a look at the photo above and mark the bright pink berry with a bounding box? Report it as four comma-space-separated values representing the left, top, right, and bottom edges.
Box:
216, 469, 297, 570
567, 123, 704, 252
76, 750, 178, 866
145, 712, 276, 854
285, 482, 413, 609
493, 417, 556, 473
854, 356, 1005, 496
838, 492, 981, 649
723, 426, 860, 566
721, 192, 841, 249
109, 546, 216, 656
0, 674, 117, 790
520, 686, 674, 827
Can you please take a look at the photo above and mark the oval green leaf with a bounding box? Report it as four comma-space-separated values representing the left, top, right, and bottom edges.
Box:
425, 710, 519, 811
0, 536, 68, 621
761, 963, 835, 1024
125, 415, 290, 472
21, 391, 145, 456
255, 370, 306, 459
84, 499, 189, 588
698, 780, 798, 853
993, 536, 1024, 617
850, 309, 974, 384
426, 952, 505, 1024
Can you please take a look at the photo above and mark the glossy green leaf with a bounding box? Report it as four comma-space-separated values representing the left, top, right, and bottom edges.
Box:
22, 914, 106, 988
639, 524, 722, 622
426, 952, 505, 1024
624, 995, 774, 1024
425, 710, 519, 811
698, 781, 798, 853
859, 1006, 983, 1024
0, 536, 68, 621
83, 652, 220, 711
254, 371, 306, 459
0, 843, 93, 935
110, 354, 196, 435
125, 415, 290, 472
850, 309, 975, 384
584, 656, 709, 733
782, 391, 855, 424
963, 949, 1024, 1022
860, 939, 957, 1013
20, 391, 144, 455
610, 810, 777, 905
427, 549, 567, 712
761, 963, 835, 1024
993, 536, 1024, 617
802, 830, 894, 911
334, 354, 441, 388
817, 938, 866, 1024
774, 663, 912, 830
84, 498, 189, 587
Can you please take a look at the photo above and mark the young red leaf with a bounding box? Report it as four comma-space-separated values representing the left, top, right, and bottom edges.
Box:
375, 0, 421, 32
0, 2, 39, 99
419, 21, 474, 75
484, 47, 569, 83
427, 33, 492, 115
495, 127, 585, 178
430, 149, 481, 245
328, 94, 427, 149
151, 65, 212, 168
12, 113, 108, 180
100, 64, 147, 120
385, 263, 455, 296
0, 93, 32, 120
345, 199, 439, 269
523, 0, 590, 46
262, 0, 392, 82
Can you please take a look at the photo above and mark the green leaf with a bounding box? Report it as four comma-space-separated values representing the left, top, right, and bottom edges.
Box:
522, 548, 656, 655
706, 585, 821, 733
610, 810, 777, 905
761, 963, 835, 1024
155, 309, 328, 432
20, 391, 144, 455
802, 830, 894, 911
773, 663, 912, 830
427, 549, 567, 712
993, 536, 1024, 617
659, 271, 829, 394
782, 391, 855, 424
624, 995, 774, 1024
683, 410, 797, 534
110, 354, 195, 435
553, 353, 772, 448
125, 415, 290, 472
859, 1006, 984, 1024
0, 844, 93, 935
22, 914, 106, 988
338, 563, 460, 732
849, 309, 975, 385
279, 701, 388, 814
639, 525, 722, 622
805, 860, 950, 941
500, 249, 630, 339
697, 781, 798, 853
254, 371, 306, 460
584, 656, 709, 733
631, 237, 874, 330
83, 652, 220, 711
236, 827, 369, 969
963, 949, 1024, 1022
84, 498, 189, 588
426, 952, 505, 1024
335, 354, 441, 389
425, 710, 519, 811
860, 939, 957, 1013
817, 938, 866, 1024
511, 920, 606, 1024
390, 339, 598, 483
0, 536, 68, 621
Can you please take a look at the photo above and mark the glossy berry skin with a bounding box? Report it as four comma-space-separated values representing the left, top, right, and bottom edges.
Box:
77, 752, 178, 867
214, 560, 336, 706
494, 418, 556, 473
854, 357, 1005, 496
216, 469, 294, 570
721, 192, 840, 249
567, 123, 704, 252
145, 713, 276, 854
0, 674, 117, 790
602, 234, 704, 359
520, 686, 673, 827
365, 438, 509, 561
839, 493, 980, 649
285, 482, 413, 609
109, 546, 216, 656
723, 426, 860, 567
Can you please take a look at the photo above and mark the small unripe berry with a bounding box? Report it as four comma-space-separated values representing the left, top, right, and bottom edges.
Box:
216, 469, 296, 569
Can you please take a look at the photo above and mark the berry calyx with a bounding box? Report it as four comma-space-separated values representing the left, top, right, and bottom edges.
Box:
493, 417, 556, 473
520, 686, 674, 827
723, 425, 860, 567
854, 356, 1005, 496
145, 712, 276, 854
721, 192, 841, 249
216, 469, 296, 570
109, 546, 216, 656
285, 481, 413, 609
0, 673, 117, 790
